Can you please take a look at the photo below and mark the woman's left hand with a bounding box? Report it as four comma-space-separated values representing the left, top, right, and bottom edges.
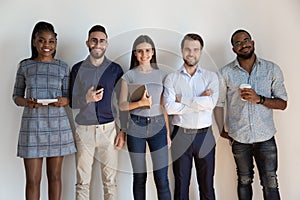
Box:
50, 97, 69, 107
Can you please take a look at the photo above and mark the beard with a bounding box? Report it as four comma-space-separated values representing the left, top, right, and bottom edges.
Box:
183, 58, 199, 67
89, 47, 106, 59
237, 47, 255, 60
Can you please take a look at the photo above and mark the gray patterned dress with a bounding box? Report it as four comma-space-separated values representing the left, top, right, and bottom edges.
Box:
13, 59, 76, 158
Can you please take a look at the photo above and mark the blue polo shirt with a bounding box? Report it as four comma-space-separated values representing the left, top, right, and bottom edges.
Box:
70, 56, 124, 125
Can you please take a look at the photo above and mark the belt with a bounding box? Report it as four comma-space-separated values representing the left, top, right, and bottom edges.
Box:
182, 127, 209, 134
130, 114, 163, 123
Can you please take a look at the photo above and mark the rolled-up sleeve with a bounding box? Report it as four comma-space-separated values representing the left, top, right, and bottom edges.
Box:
216, 71, 227, 107
12, 63, 26, 101
271, 64, 288, 101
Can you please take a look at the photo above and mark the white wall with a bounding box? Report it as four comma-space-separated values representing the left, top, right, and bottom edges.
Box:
1, 0, 299, 199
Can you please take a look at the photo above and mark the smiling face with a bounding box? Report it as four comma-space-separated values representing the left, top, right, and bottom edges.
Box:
134, 42, 154, 66
86, 31, 108, 60
182, 39, 202, 68
32, 31, 57, 61
232, 31, 255, 59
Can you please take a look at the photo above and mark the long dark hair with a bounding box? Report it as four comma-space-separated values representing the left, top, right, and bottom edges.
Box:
129, 35, 158, 70
29, 21, 57, 60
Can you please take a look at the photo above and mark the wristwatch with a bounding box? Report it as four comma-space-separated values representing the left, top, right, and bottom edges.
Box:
257, 95, 265, 104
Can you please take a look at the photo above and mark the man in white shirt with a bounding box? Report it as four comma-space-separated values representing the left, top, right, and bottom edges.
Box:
164, 33, 219, 200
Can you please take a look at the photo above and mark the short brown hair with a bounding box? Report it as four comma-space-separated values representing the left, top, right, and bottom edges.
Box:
181, 33, 204, 49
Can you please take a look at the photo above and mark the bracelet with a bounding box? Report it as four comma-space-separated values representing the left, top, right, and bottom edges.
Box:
257, 95, 265, 104
119, 128, 126, 133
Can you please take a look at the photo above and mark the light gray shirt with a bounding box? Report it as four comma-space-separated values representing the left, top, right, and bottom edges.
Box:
164, 65, 219, 129
122, 68, 166, 117
217, 57, 288, 143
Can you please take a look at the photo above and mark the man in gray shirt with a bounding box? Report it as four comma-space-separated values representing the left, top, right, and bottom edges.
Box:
215, 29, 287, 200
70, 25, 125, 200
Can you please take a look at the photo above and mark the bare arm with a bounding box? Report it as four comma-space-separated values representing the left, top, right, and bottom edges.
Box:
161, 96, 171, 148
240, 88, 287, 110
214, 106, 230, 140
119, 79, 152, 111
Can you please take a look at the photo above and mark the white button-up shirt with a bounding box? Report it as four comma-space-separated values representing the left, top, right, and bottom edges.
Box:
163, 65, 219, 129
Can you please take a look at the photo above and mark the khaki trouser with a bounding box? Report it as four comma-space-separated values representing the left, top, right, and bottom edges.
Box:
75, 121, 118, 200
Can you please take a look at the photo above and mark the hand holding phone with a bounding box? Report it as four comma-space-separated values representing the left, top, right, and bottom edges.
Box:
95, 85, 103, 94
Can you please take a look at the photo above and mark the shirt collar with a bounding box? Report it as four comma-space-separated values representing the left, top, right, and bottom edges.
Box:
233, 56, 262, 69
85, 56, 111, 68
179, 64, 203, 75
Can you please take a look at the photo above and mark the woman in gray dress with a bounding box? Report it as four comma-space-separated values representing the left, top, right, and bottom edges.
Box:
12, 21, 76, 200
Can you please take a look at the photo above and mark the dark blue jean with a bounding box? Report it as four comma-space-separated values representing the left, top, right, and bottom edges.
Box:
127, 114, 171, 200
171, 126, 216, 200
232, 137, 280, 200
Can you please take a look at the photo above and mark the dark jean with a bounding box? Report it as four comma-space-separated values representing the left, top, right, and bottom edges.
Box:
127, 114, 171, 200
171, 126, 216, 200
231, 137, 280, 200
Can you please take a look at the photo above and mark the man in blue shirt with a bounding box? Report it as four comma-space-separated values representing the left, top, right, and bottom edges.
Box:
70, 25, 125, 200
164, 33, 219, 200
215, 29, 288, 200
